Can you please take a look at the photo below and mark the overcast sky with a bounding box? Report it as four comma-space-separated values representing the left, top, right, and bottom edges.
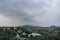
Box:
0, 0, 60, 26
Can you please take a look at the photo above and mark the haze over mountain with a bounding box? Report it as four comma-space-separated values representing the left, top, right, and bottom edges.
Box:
0, 0, 60, 26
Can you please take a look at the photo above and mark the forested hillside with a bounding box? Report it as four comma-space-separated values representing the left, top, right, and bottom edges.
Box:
0, 26, 60, 40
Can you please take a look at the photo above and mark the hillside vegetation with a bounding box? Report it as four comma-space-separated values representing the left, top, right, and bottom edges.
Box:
0, 25, 60, 40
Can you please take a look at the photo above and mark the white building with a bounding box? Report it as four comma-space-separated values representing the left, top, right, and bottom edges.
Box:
28, 33, 42, 37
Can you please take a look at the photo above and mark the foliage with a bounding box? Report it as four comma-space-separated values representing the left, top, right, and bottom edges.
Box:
0, 27, 60, 40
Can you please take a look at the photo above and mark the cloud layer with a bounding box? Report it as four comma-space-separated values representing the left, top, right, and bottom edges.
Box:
0, 0, 60, 26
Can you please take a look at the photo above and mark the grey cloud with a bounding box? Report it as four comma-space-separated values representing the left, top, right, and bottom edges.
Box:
0, 0, 34, 23
0, 0, 60, 26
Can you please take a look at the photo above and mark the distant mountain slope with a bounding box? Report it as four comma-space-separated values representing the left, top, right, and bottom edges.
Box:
19, 25, 60, 31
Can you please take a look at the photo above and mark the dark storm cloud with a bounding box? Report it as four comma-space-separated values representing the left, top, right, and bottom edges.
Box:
0, 0, 34, 23
0, 0, 60, 26
0, 0, 47, 25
